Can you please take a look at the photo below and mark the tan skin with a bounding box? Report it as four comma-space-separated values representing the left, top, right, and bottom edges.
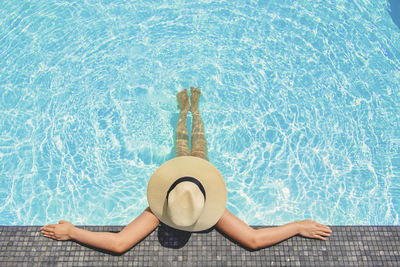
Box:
41, 87, 332, 253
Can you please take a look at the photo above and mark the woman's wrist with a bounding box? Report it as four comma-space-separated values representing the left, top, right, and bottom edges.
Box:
291, 221, 302, 234
68, 225, 78, 240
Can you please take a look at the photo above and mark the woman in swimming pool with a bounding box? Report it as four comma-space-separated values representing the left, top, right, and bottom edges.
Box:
41, 87, 332, 253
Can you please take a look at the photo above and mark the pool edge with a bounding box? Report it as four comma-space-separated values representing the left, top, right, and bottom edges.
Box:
1, 225, 399, 266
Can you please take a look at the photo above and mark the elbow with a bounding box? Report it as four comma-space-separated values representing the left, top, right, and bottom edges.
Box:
245, 230, 274, 250
242, 230, 261, 250
245, 241, 259, 250
248, 238, 261, 250
112, 244, 128, 254
111, 238, 130, 254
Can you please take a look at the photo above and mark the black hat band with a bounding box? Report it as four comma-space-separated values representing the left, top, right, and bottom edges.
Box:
166, 176, 206, 202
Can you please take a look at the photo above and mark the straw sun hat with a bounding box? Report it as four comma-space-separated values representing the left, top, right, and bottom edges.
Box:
147, 156, 227, 232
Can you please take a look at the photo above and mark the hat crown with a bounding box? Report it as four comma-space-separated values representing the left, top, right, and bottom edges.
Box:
167, 182, 205, 227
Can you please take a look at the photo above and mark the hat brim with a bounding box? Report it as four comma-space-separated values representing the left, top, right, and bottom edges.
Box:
147, 156, 227, 232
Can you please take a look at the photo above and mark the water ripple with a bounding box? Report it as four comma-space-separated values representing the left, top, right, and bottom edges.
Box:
0, 0, 399, 225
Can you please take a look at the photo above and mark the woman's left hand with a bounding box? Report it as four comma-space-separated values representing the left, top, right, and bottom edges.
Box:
40, 220, 75, 240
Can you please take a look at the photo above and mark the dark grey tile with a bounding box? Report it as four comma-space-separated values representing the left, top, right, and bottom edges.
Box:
0, 226, 399, 266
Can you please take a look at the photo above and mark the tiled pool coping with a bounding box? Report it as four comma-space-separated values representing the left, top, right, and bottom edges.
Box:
0, 225, 399, 266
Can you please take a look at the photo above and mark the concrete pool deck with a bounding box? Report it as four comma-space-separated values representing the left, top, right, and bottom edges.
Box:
0, 225, 399, 266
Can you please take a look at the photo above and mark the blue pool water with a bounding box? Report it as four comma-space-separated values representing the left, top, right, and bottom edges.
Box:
0, 0, 399, 226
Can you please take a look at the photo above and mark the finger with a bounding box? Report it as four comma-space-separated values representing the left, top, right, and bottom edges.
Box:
42, 225, 56, 231
316, 222, 328, 227
41, 228, 56, 235
40, 229, 51, 234
43, 234, 56, 239
317, 225, 332, 233
322, 226, 332, 233
41, 227, 54, 233
41, 231, 55, 238
42, 231, 55, 238
41, 230, 53, 236
317, 231, 331, 237
314, 234, 326, 241
316, 223, 331, 230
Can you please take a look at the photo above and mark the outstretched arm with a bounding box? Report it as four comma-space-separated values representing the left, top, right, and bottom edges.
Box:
216, 209, 332, 250
40, 207, 160, 254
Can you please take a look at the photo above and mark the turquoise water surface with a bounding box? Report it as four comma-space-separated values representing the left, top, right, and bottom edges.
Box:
1, 0, 399, 226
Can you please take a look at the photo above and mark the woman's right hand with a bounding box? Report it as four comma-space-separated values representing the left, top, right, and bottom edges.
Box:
40, 220, 75, 240
296, 220, 332, 240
